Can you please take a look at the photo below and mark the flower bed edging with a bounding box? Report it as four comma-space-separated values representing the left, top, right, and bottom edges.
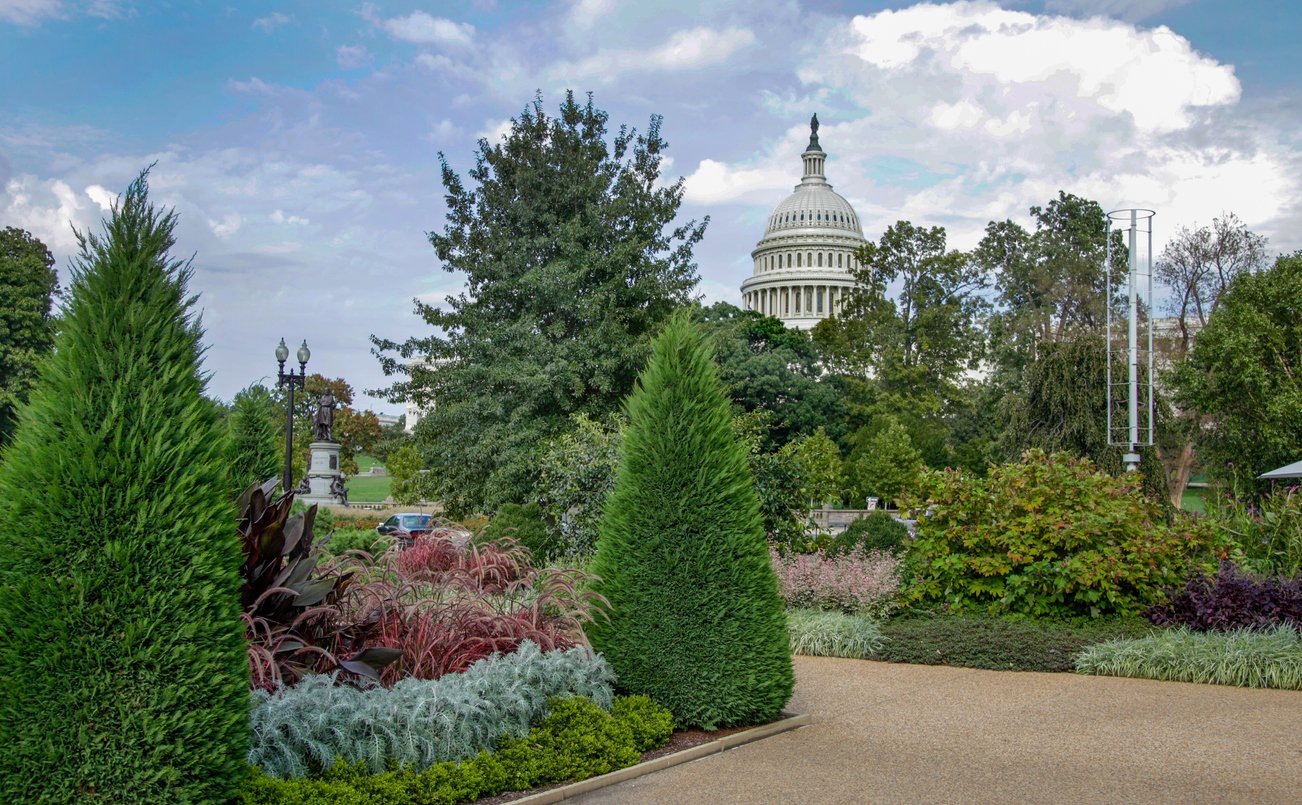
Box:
511, 711, 812, 804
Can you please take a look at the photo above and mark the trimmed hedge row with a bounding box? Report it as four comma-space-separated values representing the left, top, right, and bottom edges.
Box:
241, 695, 674, 805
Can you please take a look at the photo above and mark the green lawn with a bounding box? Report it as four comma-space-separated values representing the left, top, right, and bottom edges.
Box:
1180, 487, 1207, 513
347, 474, 391, 502
356, 454, 383, 473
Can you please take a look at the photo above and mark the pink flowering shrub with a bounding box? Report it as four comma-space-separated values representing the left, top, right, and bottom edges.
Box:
771, 546, 902, 617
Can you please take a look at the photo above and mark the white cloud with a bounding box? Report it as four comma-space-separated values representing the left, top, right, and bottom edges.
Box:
567, 0, 614, 30
689, 1, 1297, 258
226, 76, 281, 96
252, 11, 290, 31
684, 159, 791, 205
336, 44, 370, 69
0, 175, 91, 254
382, 11, 474, 48
207, 212, 242, 239
550, 26, 756, 83
477, 118, 513, 145
270, 209, 309, 225
84, 183, 114, 211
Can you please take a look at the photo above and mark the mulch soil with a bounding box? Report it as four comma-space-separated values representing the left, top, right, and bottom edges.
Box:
477, 724, 755, 804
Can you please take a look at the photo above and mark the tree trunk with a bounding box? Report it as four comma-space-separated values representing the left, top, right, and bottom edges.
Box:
1165, 441, 1196, 509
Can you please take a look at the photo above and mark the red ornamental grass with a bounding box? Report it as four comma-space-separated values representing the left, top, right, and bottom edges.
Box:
395, 534, 526, 592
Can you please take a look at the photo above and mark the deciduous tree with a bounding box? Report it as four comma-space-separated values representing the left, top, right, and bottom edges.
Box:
0, 227, 59, 448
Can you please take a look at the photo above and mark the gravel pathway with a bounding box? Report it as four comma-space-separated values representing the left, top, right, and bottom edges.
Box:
574, 656, 1302, 804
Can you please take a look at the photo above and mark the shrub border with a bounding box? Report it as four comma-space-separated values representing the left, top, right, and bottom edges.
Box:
512, 711, 810, 803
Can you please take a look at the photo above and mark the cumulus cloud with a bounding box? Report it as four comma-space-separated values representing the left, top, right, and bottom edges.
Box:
1043, 0, 1192, 22
84, 183, 114, 211
550, 26, 756, 82
688, 1, 1297, 255
381, 10, 475, 48
0, 175, 91, 253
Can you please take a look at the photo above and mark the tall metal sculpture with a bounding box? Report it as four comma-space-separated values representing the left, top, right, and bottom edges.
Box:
1105, 209, 1155, 473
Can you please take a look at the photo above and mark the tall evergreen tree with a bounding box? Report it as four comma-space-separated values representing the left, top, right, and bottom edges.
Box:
373, 92, 705, 515
0, 173, 250, 801
588, 313, 792, 729
0, 226, 60, 449
228, 383, 281, 493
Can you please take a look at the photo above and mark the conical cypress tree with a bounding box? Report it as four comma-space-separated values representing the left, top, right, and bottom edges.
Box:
588, 312, 793, 729
0, 173, 250, 802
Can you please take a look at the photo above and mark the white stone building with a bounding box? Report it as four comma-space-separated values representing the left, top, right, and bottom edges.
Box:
740, 116, 866, 330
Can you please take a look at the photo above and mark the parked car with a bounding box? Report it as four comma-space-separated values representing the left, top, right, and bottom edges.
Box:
376, 513, 434, 547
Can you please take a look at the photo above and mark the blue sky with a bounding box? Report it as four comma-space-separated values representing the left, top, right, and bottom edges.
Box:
3, 0, 1299, 413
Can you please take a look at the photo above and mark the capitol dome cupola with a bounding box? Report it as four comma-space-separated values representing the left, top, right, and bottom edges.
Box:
740, 114, 866, 330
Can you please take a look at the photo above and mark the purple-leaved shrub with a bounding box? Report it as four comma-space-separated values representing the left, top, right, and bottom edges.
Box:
771, 546, 901, 617
1146, 561, 1302, 632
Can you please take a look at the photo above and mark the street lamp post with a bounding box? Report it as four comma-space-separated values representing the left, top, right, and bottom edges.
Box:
276, 338, 310, 494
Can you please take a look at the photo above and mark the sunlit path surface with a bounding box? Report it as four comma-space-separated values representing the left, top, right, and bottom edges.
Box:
575, 656, 1302, 805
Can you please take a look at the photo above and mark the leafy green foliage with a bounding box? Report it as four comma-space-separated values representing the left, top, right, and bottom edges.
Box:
373, 92, 704, 515
229, 383, 282, 493
873, 613, 1153, 672
737, 412, 809, 547
831, 511, 909, 555
843, 414, 922, 506
1075, 625, 1302, 689
248, 642, 615, 778
0, 226, 59, 448
1204, 486, 1302, 577
589, 314, 793, 729
786, 608, 886, 659
241, 694, 673, 805
539, 412, 624, 557
479, 503, 562, 563
1004, 332, 1170, 504
702, 303, 846, 445
903, 451, 1222, 618
780, 427, 843, 506
386, 443, 426, 505
0, 173, 250, 803
324, 528, 394, 558
1169, 253, 1302, 494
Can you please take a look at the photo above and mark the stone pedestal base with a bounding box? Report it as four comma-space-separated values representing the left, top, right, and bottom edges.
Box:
298, 440, 348, 507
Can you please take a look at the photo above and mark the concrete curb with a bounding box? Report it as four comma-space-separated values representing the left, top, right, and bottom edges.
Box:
511, 711, 812, 804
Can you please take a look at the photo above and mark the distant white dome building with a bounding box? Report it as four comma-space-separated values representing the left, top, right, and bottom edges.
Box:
740, 116, 866, 330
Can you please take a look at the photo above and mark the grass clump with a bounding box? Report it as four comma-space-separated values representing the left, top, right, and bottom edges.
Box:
1074, 625, 1302, 689
787, 609, 886, 659
872, 613, 1153, 672
0, 172, 250, 802
588, 313, 792, 729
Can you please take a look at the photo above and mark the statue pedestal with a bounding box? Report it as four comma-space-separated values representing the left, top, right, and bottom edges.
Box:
299, 440, 348, 507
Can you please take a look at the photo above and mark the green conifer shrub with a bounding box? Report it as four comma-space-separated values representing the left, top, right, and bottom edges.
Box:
587, 313, 793, 729
0, 173, 251, 802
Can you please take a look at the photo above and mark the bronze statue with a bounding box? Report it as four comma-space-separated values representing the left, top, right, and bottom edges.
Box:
313, 389, 336, 442
295, 476, 311, 495
330, 474, 348, 507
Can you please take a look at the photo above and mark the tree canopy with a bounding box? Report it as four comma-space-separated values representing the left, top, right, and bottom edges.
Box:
0, 227, 60, 448
1170, 252, 1302, 494
373, 92, 704, 514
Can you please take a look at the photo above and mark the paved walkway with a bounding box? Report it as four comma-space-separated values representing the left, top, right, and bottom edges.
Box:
575, 657, 1302, 804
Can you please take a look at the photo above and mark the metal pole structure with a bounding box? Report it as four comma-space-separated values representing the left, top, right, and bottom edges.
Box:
275, 338, 310, 494
1106, 208, 1154, 473
1127, 209, 1139, 472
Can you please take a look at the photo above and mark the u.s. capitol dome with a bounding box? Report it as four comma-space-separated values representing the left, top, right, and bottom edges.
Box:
740, 115, 866, 330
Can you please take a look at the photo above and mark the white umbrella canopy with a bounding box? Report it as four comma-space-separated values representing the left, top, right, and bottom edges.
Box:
1259, 459, 1302, 479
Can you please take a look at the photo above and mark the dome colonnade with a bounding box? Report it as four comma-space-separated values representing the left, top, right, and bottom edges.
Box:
740, 115, 866, 330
